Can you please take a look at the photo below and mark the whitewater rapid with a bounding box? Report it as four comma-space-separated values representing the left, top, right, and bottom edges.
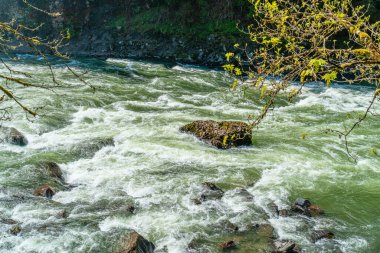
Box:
0, 56, 379, 253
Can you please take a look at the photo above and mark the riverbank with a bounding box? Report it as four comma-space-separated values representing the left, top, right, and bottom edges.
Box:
0, 0, 255, 67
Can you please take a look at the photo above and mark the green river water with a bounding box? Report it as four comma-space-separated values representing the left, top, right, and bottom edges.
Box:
0, 56, 379, 253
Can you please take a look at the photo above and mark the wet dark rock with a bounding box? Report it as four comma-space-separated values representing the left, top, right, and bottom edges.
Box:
294, 198, 311, 208
274, 240, 298, 253
115, 204, 136, 215
293, 245, 302, 253
180, 120, 252, 149
202, 182, 224, 193
187, 238, 202, 252
56, 209, 69, 219
9, 224, 21, 235
38, 162, 63, 179
311, 230, 334, 242
191, 198, 202, 205
187, 239, 197, 250
123, 204, 135, 214
5, 127, 28, 146
270, 203, 280, 217
291, 198, 323, 217
279, 209, 289, 217
193, 182, 225, 204
72, 137, 115, 158
308, 204, 324, 216
155, 245, 168, 253
199, 190, 224, 202
291, 204, 310, 217
1, 218, 17, 225
116, 231, 155, 253
219, 240, 236, 250
235, 188, 253, 200
34, 184, 55, 199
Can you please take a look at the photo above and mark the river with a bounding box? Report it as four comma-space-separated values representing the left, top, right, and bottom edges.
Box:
0, 55, 379, 253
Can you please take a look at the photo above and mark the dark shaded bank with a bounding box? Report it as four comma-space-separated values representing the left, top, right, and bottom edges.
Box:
0, 0, 253, 66
2, 0, 380, 66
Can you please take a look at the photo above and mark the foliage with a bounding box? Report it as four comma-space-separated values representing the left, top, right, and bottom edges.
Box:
0, 1, 87, 121
226, 0, 380, 160
126, 0, 252, 39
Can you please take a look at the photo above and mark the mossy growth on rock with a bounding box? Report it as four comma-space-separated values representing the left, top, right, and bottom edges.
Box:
180, 120, 252, 149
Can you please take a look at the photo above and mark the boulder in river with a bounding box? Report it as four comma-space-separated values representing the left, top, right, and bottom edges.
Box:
116, 231, 155, 253
291, 198, 323, 217
311, 230, 334, 242
38, 162, 63, 179
34, 184, 55, 199
4, 127, 28, 146
180, 120, 252, 149
9, 224, 22, 235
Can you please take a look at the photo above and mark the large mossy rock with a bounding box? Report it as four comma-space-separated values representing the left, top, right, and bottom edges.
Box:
180, 120, 252, 149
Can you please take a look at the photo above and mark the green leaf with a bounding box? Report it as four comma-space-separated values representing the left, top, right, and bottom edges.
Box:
322, 71, 337, 87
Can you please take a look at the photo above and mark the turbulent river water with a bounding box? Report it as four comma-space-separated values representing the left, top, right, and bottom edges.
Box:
0, 55, 379, 253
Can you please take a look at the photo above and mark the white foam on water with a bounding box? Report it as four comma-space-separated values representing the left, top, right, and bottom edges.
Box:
295, 85, 374, 112
1, 58, 378, 253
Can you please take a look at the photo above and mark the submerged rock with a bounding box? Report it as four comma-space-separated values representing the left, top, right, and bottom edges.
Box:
235, 188, 253, 200
34, 185, 55, 199
116, 231, 155, 253
187, 239, 200, 251
222, 220, 239, 232
219, 240, 236, 250
202, 182, 224, 193
38, 162, 63, 179
56, 209, 69, 219
279, 209, 289, 217
247, 223, 276, 237
192, 182, 225, 204
274, 240, 299, 253
71, 137, 115, 158
9, 224, 22, 235
180, 120, 252, 149
4, 127, 28, 146
311, 230, 334, 242
270, 203, 280, 217
1, 218, 17, 225
256, 224, 275, 238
